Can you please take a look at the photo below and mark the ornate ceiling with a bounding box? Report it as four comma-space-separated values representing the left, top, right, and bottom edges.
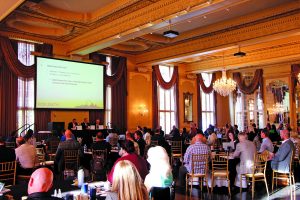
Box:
0, 0, 299, 71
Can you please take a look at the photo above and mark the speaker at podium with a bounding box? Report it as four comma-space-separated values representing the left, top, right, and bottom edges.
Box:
48, 122, 65, 136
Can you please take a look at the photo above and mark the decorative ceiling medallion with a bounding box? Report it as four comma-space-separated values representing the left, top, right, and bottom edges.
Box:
110, 40, 150, 52
6, 14, 73, 36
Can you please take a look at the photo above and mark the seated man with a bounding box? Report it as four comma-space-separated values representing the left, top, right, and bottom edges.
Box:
27, 168, 62, 200
81, 118, 90, 130
68, 118, 78, 130
91, 131, 111, 152
178, 134, 210, 187
0, 136, 16, 162
134, 130, 146, 157
15, 133, 39, 175
107, 140, 148, 183
55, 130, 81, 173
259, 128, 274, 153
233, 132, 256, 189
269, 129, 295, 173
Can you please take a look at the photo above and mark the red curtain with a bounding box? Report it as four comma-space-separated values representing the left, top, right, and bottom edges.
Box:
152, 65, 179, 130
110, 57, 127, 133
233, 69, 264, 101
197, 73, 216, 94
0, 37, 52, 135
291, 64, 300, 102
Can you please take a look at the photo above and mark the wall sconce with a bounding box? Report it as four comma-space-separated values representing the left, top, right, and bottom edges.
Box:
138, 105, 148, 116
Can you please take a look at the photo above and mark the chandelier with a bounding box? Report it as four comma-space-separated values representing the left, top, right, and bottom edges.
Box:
213, 70, 237, 96
268, 102, 286, 115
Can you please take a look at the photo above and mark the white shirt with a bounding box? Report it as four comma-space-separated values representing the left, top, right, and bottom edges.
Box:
15, 143, 38, 168
259, 137, 274, 153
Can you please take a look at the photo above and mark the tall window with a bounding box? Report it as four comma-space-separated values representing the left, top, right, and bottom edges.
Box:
105, 56, 112, 126
234, 73, 264, 131
158, 65, 176, 134
200, 73, 215, 131
17, 42, 35, 134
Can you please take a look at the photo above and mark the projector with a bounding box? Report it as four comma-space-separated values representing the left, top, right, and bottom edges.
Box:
234, 51, 246, 57
163, 30, 179, 38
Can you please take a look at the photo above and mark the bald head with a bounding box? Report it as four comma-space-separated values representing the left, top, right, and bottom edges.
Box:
280, 129, 290, 140
65, 129, 72, 139
28, 168, 53, 194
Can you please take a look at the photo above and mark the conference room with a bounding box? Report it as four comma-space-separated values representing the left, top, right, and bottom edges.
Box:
0, 0, 300, 199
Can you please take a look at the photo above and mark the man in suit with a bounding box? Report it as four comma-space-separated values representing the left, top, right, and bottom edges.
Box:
233, 132, 256, 189
134, 130, 146, 157
27, 168, 62, 200
269, 129, 294, 173
68, 118, 78, 130
0, 136, 16, 162
81, 118, 90, 130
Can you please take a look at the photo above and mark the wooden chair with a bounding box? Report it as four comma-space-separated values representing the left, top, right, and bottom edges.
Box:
272, 150, 295, 191
240, 153, 269, 199
47, 140, 60, 161
91, 149, 107, 181
185, 154, 209, 197
64, 149, 79, 172
170, 141, 182, 166
36, 147, 45, 164
0, 161, 16, 186
294, 143, 299, 167
211, 152, 230, 196
5, 142, 15, 149
151, 140, 158, 146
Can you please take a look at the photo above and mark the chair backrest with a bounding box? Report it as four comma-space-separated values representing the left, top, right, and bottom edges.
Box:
48, 140, 60, 154
252, 153, 267, 174
149, 186, 171, 200
212, 152, 228, 172
151, 140, 158, 146
64, 149, 79, 171
289, 149, 295, 173
0, 161, 16, 186
191, 154, 209, 175
91, 149, 107, 173
36, 147, 45, 163
5, 142, 15, 149
170, 141, 182, 155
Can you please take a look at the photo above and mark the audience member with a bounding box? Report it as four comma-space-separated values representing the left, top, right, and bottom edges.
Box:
228, 132, 237, 150
0, 136, 16, 162
253, 131, 262, 151
6, 131, 17, 143
170, 125, 181, 141
106, 132, 119, 147
106, 160, 148, 200
54, 129, 81, 173
60, 129, 75, 142
157, 126, 165, 138
24, 129, 36, 147
189, 122, 198, 139
144, 146, 173, 191
91, 131, 111, 152
232, 132, 256, 189
107, 140, 148, 183
68, 118, 78, 130
259, 128, 274, 153
134, 130, 146, 157
81, 118, 90, 130
269, 124, 280, 142
27, 168, 62, 200
178, 134, 210, 187
143, 129, 151, 145
207, 130, 217, 147
16, 136, 25, 147
15, 133, 39, 175
269, 129, 295, 173
125, 131, 140, 155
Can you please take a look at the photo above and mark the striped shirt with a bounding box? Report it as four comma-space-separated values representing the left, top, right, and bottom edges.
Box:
184, 141, 210, 172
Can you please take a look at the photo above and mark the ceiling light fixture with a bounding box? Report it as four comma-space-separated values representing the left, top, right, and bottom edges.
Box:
163, 20, 179, 38
234, 46, 246, 57
213, 55, 237, 96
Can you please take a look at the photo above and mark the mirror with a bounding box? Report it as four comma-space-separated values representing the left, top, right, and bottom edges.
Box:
184, 92, 193, 122
266, 79, 289, 124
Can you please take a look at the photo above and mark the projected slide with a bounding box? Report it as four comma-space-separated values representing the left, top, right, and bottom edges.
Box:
36, 57, 104, 109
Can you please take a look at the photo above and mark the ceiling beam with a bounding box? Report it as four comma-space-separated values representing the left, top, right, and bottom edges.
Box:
0, 0, 25, 22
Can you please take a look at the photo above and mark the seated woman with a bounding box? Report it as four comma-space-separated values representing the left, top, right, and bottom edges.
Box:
144, 146, 173, 191
106, 160, 148, 200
